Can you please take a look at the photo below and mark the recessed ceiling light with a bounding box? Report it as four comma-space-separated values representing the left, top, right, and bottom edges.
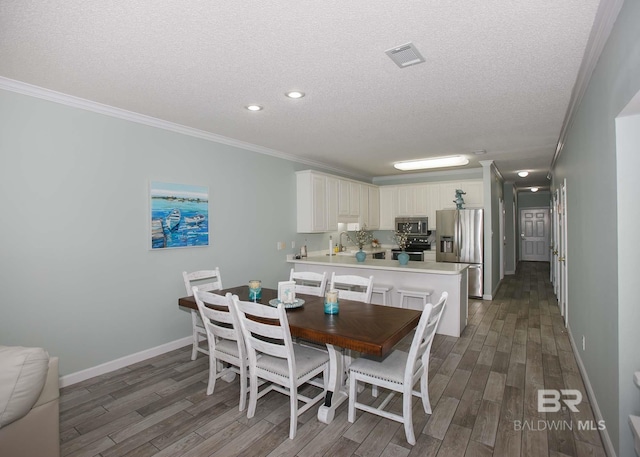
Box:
531, 187, 539, 192
285, 91, 305, 99
245, 105, 263, 111
394, 155, 469, 171
518, 171, 529, 177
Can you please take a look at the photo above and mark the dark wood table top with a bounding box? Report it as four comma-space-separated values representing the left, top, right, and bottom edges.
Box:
178, 285, 422, 358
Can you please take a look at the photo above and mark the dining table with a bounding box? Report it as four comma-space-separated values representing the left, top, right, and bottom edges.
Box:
178, 285, 422, 424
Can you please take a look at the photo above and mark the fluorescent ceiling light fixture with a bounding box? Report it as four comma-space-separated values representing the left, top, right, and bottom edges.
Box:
285, 91, 305, 99
518, 171, 529, 177
531, 187, 539, 192
394, 155, 469, 171
245, 105, 263, 111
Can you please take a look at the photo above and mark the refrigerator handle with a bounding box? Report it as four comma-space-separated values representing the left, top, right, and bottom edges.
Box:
454, 211, 460, 259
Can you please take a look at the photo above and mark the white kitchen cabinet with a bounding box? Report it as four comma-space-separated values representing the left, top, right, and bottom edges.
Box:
296, 171, 327, 233
396, 185, 416, 216
326, 177, 339, 231
426, 183, 440, 230
349, 181, 360, 217
379, 186, 397, 230
368, 186, 380, 230
414, 185, 428, 216
359, 184, 369, 228
338, 180, 350, 216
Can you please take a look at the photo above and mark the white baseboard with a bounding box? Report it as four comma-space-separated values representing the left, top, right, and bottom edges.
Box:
566, 325, 616, 457
59, 336, 192, 388
505, 270, 515, 275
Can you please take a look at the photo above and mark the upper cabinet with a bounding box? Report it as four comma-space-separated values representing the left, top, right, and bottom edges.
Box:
297, 170, 483, 233
297, 171, 377, 233
379, 186, 397, 230
296, 171, 328, 233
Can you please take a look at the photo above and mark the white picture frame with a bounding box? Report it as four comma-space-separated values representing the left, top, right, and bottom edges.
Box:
278, 281, 296, 303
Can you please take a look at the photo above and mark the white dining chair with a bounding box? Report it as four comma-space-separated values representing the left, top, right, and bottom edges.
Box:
183, 268, 223, 360
231, 295, 329, 439
329, 273, 374, 304
192, 289, 248, 411
347, 292, 448, 445
289, 269, 328, 297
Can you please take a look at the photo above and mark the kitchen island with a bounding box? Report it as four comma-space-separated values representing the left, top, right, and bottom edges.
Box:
288, 256, 468, 337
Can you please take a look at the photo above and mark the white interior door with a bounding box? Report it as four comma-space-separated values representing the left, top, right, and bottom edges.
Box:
520, 208, 551, 261
552, 190, 559, 296
560, 180, 569, 325
499, 199, 505, 280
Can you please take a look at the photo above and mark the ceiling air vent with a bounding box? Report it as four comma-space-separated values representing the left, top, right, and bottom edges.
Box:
385, 42, 425, 68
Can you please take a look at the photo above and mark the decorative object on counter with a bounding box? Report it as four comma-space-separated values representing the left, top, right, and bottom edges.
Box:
371, 238, 380, 248
324, 289, 339, 314
354, 225, 373, 262
329, 235, 334, 256
248, 280, 262, 301
397, 251, 410, 265
354, 225, 373, 250
278, 281, 296, 304
393, 223, 412, 265
453, 189, 466, 209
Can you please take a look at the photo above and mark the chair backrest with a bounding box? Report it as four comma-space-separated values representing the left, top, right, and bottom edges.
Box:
404, 292, 448, 383
231, 295, 296, 378
183, 268, 223, 296
289, 269, 328, 297
329, 273, 374, 304
192, 289, 244, 354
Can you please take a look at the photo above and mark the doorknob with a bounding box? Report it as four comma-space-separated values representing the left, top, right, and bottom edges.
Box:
559, 256, 565, 262
553, 250, 558, 255
520, 233, 525, 239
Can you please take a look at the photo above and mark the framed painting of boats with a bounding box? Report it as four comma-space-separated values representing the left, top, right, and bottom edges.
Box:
149, 181, 209, 250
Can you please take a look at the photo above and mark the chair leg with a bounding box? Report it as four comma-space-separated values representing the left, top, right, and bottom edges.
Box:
238, 364, 247, 411
348, 374, 358, 423
206, 352, 217, 395
403, 390, 416, 445
420, 372, 432, 414
247, 370, 258, 419
191, 311, 200, 360
289, 384, 298, 439
372, 385, 379, 397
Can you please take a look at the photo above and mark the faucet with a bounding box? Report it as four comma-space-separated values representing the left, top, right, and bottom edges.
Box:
339, 231, 353, 252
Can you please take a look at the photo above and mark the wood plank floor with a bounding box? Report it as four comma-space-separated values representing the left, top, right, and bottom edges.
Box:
60, 262, 607, 457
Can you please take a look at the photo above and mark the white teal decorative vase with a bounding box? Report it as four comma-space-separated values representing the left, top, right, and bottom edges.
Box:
355, 249, 366, 262
397, 251, 410, 265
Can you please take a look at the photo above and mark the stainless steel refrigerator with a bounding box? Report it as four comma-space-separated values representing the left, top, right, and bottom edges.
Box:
436, 209, 484, 298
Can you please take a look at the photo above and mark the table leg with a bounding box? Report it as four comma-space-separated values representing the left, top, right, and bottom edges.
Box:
317, 344, 348, 424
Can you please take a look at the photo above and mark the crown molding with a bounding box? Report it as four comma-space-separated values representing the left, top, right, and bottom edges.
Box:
549, 0, 624, 172
0, 77, 370, 181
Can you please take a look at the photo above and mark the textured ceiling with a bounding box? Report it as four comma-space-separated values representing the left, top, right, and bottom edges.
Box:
0, 1, 603, 189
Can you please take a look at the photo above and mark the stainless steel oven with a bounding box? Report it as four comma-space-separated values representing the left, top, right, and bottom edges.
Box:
395, 217, 429, 235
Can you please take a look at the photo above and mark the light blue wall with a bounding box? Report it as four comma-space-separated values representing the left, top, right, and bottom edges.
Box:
517, 190, 550, 209
551, 0, 640, 454
615, 111, 640, 457
0, 89, 312, 375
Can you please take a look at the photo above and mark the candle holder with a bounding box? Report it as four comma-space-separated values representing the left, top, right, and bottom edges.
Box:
248, 280, 262, 301
324, 289, 339, 314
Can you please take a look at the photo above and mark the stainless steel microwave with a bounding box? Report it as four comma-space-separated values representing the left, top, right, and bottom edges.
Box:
395, 217, 429, 235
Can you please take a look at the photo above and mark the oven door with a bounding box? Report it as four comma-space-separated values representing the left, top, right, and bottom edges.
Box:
391, 250, 424, 261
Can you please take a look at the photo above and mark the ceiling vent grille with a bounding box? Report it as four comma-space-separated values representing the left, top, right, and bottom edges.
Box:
385, 42, 425, 68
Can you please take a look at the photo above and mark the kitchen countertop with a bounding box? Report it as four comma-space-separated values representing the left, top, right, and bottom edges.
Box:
288, 255, 468, 275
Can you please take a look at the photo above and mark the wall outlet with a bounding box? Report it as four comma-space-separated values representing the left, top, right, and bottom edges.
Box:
291, 241, 296, 249
582, 335, 586, 351
277, 242, 286, 250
